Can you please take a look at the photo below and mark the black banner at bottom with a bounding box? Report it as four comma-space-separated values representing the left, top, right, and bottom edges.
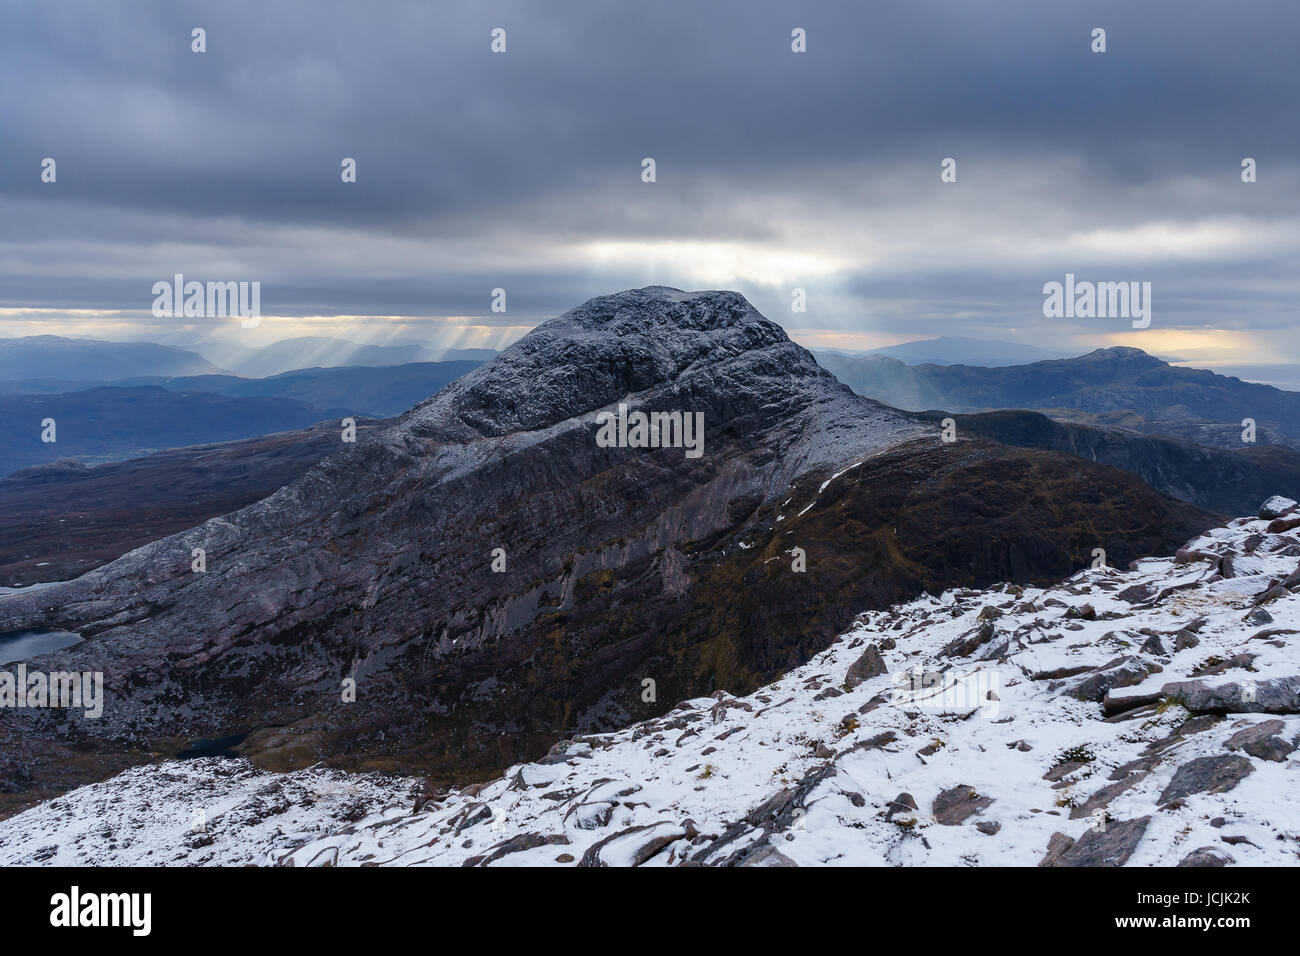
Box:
0, 864, 1285, 942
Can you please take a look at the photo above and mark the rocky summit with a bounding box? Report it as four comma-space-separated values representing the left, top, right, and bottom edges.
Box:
0, 288, 1220, 808
2, 499, 1297, 866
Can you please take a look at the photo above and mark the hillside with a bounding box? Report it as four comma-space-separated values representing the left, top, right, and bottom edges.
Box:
3, 497, 1296, 865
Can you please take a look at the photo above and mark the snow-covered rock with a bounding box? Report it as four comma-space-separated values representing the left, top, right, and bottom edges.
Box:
3, 506, 1299, 867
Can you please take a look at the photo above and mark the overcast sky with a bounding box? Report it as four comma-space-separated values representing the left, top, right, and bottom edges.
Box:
1, 0, 1297, 364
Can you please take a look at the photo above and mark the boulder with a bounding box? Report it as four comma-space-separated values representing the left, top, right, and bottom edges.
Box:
844, 644, 887, 689
1223, 719, 1295, 762
1260, 496, 1298, 520
1158, 755, 1254, 804
931, 785, 993, 825
1162, 677, 1300, 714
1177, 846, 1235, 867
1066, 656, 1162, 703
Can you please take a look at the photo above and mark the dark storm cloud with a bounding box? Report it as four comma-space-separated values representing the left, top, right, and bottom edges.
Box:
0, 0, 1297, 357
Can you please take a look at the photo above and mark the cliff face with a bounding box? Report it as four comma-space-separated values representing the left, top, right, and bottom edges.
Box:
0, 289, 1219, 802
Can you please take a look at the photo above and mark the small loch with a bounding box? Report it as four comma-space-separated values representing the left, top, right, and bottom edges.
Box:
0, 628, 84, 665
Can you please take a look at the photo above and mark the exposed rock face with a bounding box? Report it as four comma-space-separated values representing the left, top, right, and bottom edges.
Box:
0, 288, 1220, 801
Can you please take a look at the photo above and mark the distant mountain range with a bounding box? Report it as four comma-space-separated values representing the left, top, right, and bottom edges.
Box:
818, 346, 1300, 451
0, 387, 344, 477
850, 335, 1072, 367
0, 335, 223, 380
97, 360, 484, 417
188, 336, 497, 377
0, 334, 497, 386
0, 418, 388, 586
0, 360, 486, 476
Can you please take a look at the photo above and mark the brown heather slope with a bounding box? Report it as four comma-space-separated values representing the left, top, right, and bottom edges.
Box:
0, 418, 388, 586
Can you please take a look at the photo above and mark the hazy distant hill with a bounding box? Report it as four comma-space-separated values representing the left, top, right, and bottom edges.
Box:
0, 418, 388, 586
0, 335, 224, 381
0, 360, 486, 416
819, 346, 1300, 451
858, 335, 1072, 367
0, 387, 339, 476
134, 360, 484, 417
190, 336, 498, 377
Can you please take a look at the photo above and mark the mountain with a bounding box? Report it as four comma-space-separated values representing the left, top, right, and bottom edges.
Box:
927, 409, 1300, 518
857, 335, 1072, 367
0, 288, 1220, 810
1191, 364, 1300, 392
820, 347, 1300, 451
0, 418, 389, 586
0, 387, 347, 477
4, 498, 1298, 865
0, 335, 225, 381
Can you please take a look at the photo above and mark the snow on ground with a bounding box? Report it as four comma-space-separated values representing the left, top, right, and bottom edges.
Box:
2, 501, 1299, 867
0, 761, 418, 866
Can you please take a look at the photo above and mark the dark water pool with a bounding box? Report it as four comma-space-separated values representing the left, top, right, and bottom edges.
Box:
0, 628, 83, 665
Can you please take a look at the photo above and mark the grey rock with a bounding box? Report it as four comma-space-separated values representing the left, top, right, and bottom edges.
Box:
844, 644, 887, 689
1158, 754, 1254, 804
885, 792, 918, 821
1139, 634, 1167, 655
1162, 677, 1300, 715
1223, 719, 1295, 762
462, 832, 569, 867
1067, 656, 1162, 703
1177, 846, 1235, 867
